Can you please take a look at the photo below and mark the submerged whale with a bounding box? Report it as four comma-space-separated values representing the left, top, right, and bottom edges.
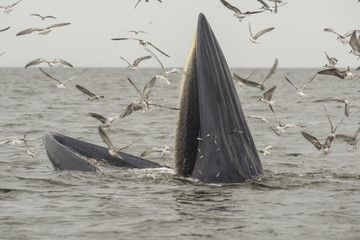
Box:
43, 13, 263, 183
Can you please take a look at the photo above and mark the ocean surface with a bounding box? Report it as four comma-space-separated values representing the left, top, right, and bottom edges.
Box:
1, 67, 359, 240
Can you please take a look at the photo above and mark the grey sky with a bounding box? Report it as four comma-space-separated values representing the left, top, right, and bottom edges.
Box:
1, 0, 359, 68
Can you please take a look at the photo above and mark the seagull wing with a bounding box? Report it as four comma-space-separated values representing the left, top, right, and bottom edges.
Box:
261, 58, 278, 87
88, 112, 108, 124
300, 73, 317, 91
25, 58, 48, 68
39, 67, 61, 83
349, 31, 360, 52
10, 0, 22, 7
120, 102, 142, 118
284, 76, 301, 92
253, 27, 274, 40
140, 147, 161, 157
120, 57, 132, 67
352, 126, 360, 139
44, 15, 56, 19
0, 26, 10, 32
127, 77, 144, 99
323, 28, 343, 38
142, 77, 157, 100
64, 68, 88, 83
220, 0, 242, 13
148, 103, 179, 111
301, 131, 322, 150
323, 105, 334, 133
16, 28, 42, 36
244, 10, 264, 15
257, 0, 270, 8
116, 138, 141, 152
147, 42, 170, 58
232, 73, 261, 88
145, 48, 165, 73
46, 23, 71, 29
133, 55, 152, 67
98, 127, 116, 150
248, 22, 254, 38
335, 134, 354, 142
30, 13, 42, 18
134, 0, 142, 9
317, 68, 344, 79
76, 84, 96, 97
53, 58, 73, 68
263, 85, 276, 101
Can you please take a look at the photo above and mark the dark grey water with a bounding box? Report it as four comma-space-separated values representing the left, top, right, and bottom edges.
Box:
1, 67, 360, 239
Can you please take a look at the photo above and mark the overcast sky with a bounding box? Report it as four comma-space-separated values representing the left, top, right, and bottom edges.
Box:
1, 0, 359, 68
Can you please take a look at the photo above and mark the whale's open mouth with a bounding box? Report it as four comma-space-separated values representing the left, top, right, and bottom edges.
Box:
173, 13, 263, 183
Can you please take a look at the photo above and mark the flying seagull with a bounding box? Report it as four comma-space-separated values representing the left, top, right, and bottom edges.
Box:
111, 37, 170, 57
39, 67, 88, 88
323, 28, 354, 44
76, 84, 104, 101
336, 126, 360, 149
313, 97, 350, 117
232, 69, 258, 86
120, 55, 152, 70
258, 85, 276, 108
317, 67, 354, 80
284, 74, 317, 96
134, 0, 162, 9
248, 23, 274, 44
127, 30, 148, 35
349, 30, 360, 58
16, 23, 71, 36
30, 14, 56, 20
25, 58, 73, 68
220, 0, 264, 22
232, 58, 277, 90
247, 115, 281, 136
323, 51, 339, 68
301, 105, 347, 156
89, 112, 119, 128
0, 0, 22, 14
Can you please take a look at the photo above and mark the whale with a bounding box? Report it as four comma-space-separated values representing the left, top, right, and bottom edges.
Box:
42, 13, 263, 183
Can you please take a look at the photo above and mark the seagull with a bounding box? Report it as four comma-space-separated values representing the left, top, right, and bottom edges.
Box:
0, 26, 10, 32
220, 0, 264, 22
39, 67, 88, 88
257, 145, 273, 156
248, 23, 274, 44
232, 58, 277, 90
247, 115, 281, 136
232, 69, 258, 86
301, 106, 347, 156
145, 48, 185, 84
25, 143, 43, 158
16, 23, 71, 36
76, 84, 104, 101
323, 51, 339, 68
30, 14, 56, 20
0, 133, 40, 145
317, 67, 354, 80
134, 0, 162, 9
98, 127, 123, 160
120, 55, 152, 70
349, 30, 360, 58
0, 0, 21, 14
313, 97, 350, 117
25, 58, 73, 68
120, 77, 156, 118
323, 28, 354, 44
284, 74, 317, 96
258, 85, 276, 108
140, 145, 173, 157
111, 37, 170, 57
336, 126, 360, 149
127, 30, 148, 35
89, 113, 119, 128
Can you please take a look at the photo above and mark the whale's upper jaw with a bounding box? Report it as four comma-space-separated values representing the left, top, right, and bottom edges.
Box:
173, 13, 263, 183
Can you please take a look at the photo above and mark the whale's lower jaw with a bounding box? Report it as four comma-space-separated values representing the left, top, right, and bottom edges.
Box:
173, 13, 263, 183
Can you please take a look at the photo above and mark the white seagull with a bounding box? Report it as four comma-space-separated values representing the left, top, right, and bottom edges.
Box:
323, 51, 339, 68
220, 0, 264, 22
349, 30, 360, 58
0, 0, 22, 14
76, 84, 104, 101
120, 55, 152, 70
313, 97, 351, 117
248, 23, 274, 44
284, 74, 317, 96
16, 23, 71, 36
25, 58, 73, 68
39, 67, 88, 88
336, 126, 360, 149
111, 37, 170, 57
89, 113, 119, 128
30, 14, 56, 20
